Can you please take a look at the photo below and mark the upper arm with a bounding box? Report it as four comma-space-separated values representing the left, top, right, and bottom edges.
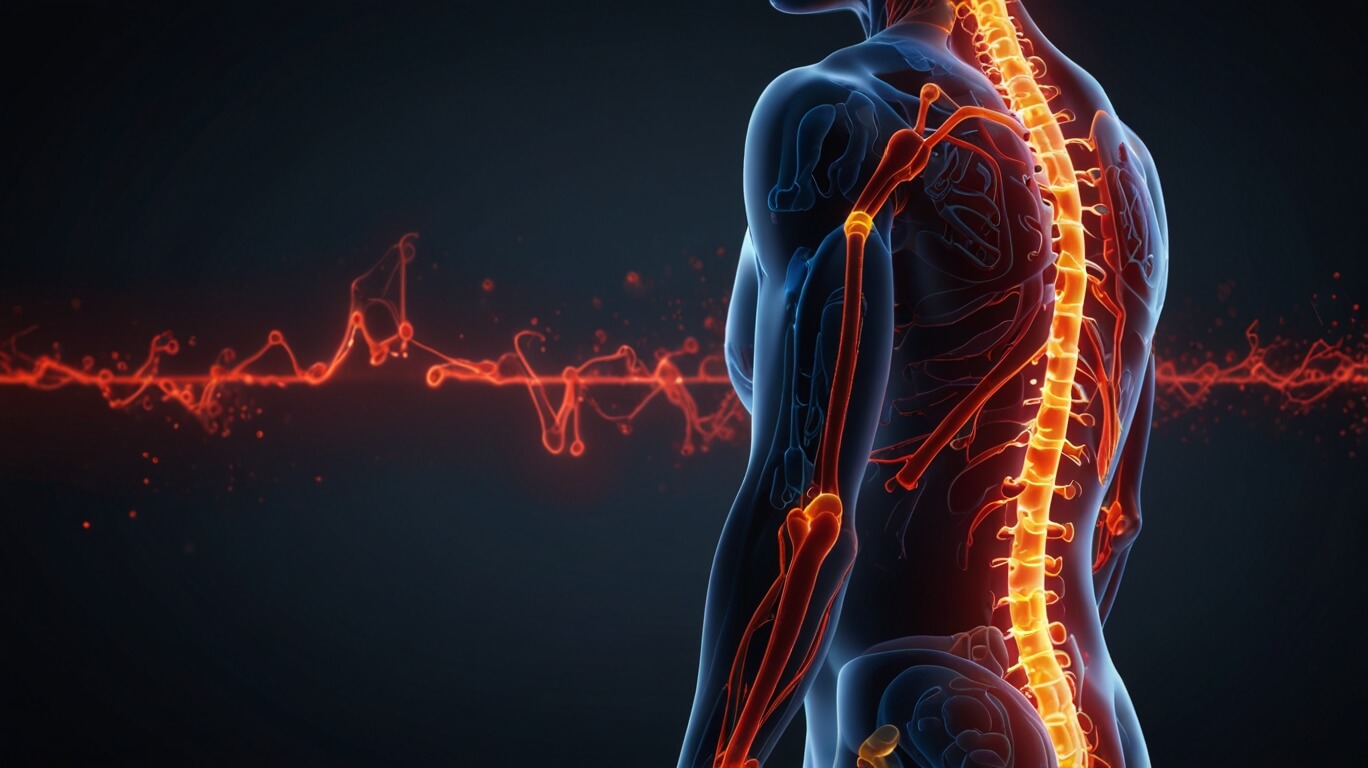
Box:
727, 63, 880, 438
744, 68, 884, 280
738, 67, 897, 508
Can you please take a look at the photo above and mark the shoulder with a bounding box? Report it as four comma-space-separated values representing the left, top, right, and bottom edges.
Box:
746, 39, 916, 142
743, 49, 902, 216
1119, 123, 1168, 253
745, 64, 858, 160
750, 60, 855, 119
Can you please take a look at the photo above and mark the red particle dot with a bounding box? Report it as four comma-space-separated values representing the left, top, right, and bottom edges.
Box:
256, 430, 264, 439
481, 278, 495, 293
314, 475, 323, 483
128, 510, 137, 519
81, 521, 90, 530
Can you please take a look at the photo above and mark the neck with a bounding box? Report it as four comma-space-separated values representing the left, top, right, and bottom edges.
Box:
863, 0, 954, 37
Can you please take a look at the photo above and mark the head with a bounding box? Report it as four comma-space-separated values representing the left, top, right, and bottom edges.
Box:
770, 0, 954, 38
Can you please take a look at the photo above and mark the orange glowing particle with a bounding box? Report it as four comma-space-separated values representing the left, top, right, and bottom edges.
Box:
81, 521, 90, 530
255, 430, 264, 439
481, 278, 494, 293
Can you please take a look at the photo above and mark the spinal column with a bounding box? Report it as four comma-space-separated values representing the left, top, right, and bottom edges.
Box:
959, 0, 1091, 764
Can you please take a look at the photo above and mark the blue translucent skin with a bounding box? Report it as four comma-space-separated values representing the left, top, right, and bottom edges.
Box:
688, 3, 1166, 767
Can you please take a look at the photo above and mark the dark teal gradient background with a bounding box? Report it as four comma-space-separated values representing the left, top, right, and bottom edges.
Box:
1, 1, 1362, 764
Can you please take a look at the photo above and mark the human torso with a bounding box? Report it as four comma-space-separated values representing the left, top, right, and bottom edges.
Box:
811, 20, 1166, 764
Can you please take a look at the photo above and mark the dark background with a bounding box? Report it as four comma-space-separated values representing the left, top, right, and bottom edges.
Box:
1, 1, 1363, 765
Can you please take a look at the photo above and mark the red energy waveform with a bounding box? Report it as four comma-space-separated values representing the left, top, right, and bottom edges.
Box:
1156, 320, 1368, 414
0, 234, 745, 455
2, 234, 1363, 455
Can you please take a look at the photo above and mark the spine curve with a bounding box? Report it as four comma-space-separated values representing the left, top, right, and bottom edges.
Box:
959, 1, 1091, 764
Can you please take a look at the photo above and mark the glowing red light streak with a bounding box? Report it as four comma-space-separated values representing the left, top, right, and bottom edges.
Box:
1, 234, 1362, 456
0, 234, 744, 454
1156, 321, 1368, 413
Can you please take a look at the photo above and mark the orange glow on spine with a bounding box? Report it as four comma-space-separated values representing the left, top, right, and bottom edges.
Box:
831, 1, 1095, 762
959, 1, 1091, 763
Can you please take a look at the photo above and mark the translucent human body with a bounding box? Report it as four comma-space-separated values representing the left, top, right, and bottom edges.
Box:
680, 2, 1166, 766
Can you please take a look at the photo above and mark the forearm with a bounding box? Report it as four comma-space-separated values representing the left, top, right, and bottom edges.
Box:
680, 225, 892, 768
678, 476, 855, 768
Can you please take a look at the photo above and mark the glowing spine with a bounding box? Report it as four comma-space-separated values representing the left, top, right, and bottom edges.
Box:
961, 1, 1091, 764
